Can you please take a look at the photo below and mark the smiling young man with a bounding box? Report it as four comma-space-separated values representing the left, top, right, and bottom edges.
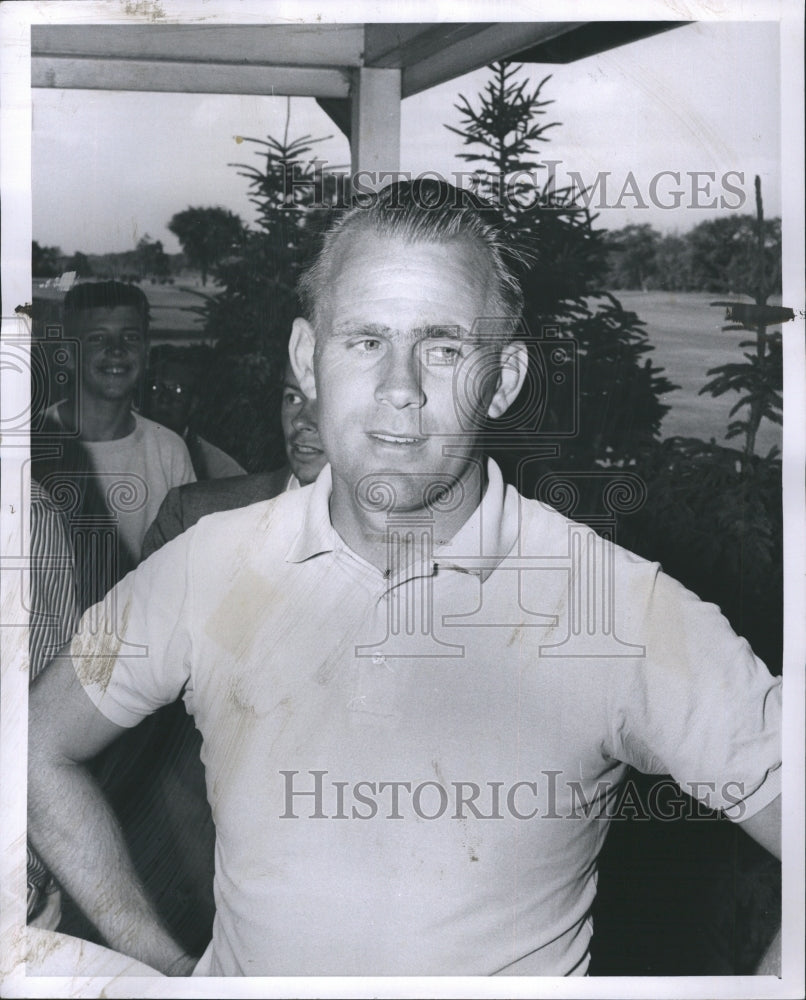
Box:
28, 183, 781, 978
37, 282, 195, 588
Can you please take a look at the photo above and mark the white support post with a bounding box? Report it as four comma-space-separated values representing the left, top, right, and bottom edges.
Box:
349, 67, 401, 181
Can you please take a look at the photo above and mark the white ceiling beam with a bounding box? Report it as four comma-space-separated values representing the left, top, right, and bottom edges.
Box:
32, 24, 365, 68
32, 58, 350, 98
363, 23, 491, 67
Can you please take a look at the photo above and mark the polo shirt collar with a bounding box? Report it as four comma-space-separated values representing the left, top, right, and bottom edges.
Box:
285, 464, 338, 563
285, 459, 519, 582
432, 459, 518, 582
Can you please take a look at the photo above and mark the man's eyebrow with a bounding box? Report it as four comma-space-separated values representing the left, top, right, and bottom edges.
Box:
416, 324, 468, 339
330, 322, 472, 339
330, 322, 393, 338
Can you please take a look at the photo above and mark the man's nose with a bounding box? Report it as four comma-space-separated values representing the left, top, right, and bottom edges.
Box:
104, 334, 128, 356
374, 350, 425, 409
292, 397, 318, 432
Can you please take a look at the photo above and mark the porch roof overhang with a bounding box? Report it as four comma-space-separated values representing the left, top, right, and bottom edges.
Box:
31, 21, 687, 175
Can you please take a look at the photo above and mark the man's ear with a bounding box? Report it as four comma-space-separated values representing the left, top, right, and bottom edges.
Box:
289, 318, 317, 399
487, 341, 529, 419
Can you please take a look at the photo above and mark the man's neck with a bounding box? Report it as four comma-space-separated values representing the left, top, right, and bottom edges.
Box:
60, 398, 136, 442
330, 461, 488, 575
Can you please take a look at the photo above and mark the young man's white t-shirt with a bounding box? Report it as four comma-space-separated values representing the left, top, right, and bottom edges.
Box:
45, 403, 195, 561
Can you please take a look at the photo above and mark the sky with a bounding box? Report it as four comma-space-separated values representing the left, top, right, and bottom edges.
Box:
31, 20, 781, 256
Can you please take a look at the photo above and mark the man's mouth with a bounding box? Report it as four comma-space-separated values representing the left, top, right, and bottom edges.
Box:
97, 365, 131, 376
291, 443, 323, 456
369, 432, 425, 446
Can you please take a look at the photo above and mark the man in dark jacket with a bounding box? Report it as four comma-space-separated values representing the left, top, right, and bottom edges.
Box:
141, 363, 324, 558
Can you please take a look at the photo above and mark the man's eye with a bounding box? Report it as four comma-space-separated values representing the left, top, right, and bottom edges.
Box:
123, 332, 143, 343
355, 338, 381, 352
283, 391, 302, 405
426, 344, 462, 366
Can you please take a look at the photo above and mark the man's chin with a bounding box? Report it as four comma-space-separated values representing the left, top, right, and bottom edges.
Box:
352, 469, 468, 517
290, 459, 326, 486
86, 374, 139, 400
97, 388, 137, 402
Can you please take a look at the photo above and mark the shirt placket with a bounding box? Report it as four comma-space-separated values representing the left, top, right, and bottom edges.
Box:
335, 531, 446, 726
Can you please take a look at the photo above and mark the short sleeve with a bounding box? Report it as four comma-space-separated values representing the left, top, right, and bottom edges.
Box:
174, 437, 196, 487
69, 528, 196, 728
608, 565, 781, 821
140, 486, 183, 561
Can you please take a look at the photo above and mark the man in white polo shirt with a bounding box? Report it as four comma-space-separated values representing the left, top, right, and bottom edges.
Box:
28, 181, 781, 977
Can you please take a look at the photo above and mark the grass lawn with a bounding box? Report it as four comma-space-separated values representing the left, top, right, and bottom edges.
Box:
615, 290, 782, 456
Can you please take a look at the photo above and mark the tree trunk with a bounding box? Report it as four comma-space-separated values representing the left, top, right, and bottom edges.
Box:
744, 175, 767, 460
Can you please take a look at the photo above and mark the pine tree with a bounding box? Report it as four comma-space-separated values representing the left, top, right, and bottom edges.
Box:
698, 177, 782, 460
446, 62, 560, 225
446, 62, 677, 485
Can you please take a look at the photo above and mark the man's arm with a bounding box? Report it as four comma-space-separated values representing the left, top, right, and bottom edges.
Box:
141, 486, 185, 560
28, 648, 195, 975
737, 793, 780, 860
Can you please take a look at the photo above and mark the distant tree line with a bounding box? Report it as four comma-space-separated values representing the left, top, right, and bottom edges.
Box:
34, 207, 246, 288
603, 217, 782, 295
36, 212, 783, 301
32, 235, 187, 284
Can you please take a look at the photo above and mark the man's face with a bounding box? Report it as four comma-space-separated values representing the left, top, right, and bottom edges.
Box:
73, 306, 146, 403
146, 363, 195, 434
281, 367, 326, 486
311, 233, 511, 513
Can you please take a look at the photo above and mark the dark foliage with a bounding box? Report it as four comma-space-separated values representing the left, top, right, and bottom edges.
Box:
619, 437, 782, 670
701, 331, 782, 446
187, 133, 333, 473
32, 241, 63, 278
167, 206, 245, 287
64, 250, 93, 278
